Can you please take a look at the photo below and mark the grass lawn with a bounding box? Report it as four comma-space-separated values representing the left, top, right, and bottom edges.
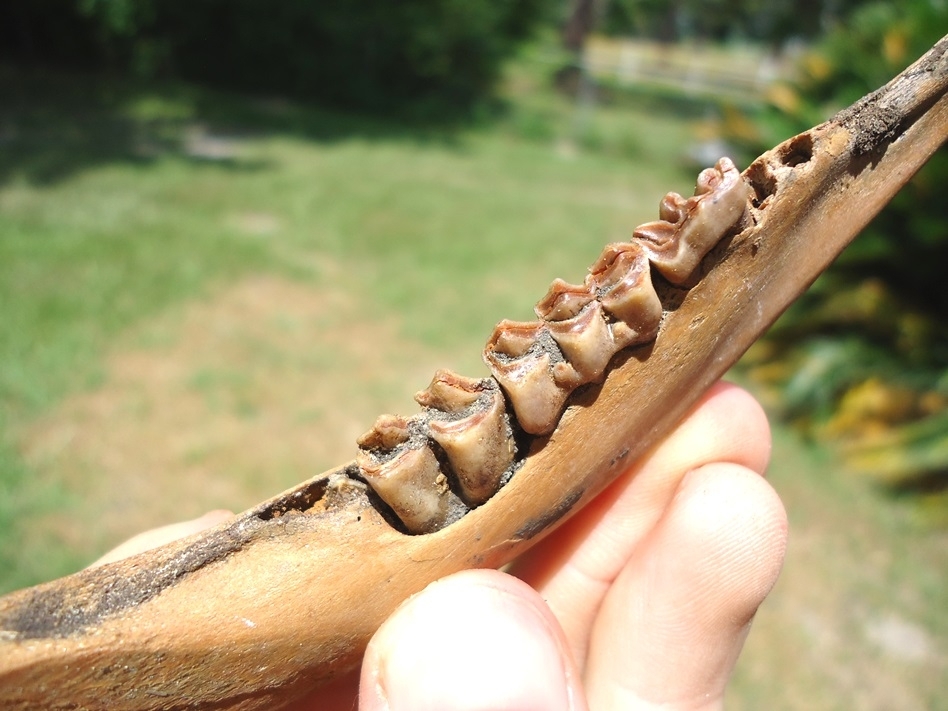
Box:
1, 50, 945, 709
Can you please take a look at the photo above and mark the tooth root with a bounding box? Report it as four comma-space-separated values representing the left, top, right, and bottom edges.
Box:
635, 157, 750, 285
588, 243, 663, 345
356, 415, 464, 534
427, 386, 514, 506
484, 321, 570, 436
545, 300, 615, 385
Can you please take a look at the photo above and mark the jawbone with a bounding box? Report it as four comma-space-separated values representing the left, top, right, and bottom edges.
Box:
1, 36, 946, 711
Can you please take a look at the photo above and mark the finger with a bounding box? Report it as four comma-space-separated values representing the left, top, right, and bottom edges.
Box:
511, 381, 771, 666
88, 510, 235, 567
584, 463, 787, 710
359, 569, 588, 711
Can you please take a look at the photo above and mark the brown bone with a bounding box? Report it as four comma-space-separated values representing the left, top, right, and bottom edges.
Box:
1, 36, 946, 710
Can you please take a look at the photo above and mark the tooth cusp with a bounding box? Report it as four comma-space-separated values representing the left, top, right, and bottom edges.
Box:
535, 278, 595, 321
427, 388, 514, 506
414, 369, 485, 412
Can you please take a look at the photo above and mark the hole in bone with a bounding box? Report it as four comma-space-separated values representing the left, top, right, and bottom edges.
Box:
745, 161, 777, 209
779, 132, 814, 167
253, 476, 330, 520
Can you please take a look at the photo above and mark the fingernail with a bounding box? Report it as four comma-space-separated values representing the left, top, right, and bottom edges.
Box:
366, 573, 575, 711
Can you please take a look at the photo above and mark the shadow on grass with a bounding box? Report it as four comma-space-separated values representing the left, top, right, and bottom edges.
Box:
0, 64, 472, 186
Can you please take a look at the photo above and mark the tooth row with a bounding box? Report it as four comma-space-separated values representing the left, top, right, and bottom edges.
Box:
356, 158, 749, 533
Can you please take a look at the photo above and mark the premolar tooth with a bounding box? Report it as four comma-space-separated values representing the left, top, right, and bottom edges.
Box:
544, 300, 615, 386
588, 243, 663, 348
634, 157, 750, 285
415, 371, 515, 506
356, 414, 464, 534
484, 321, 570, 436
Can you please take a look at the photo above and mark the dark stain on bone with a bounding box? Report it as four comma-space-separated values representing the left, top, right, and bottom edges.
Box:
253, 476, 330, 520
0, 468, 365, 640
0, 517, 260, 640
835, 36, 947, 158
610, 447, 631, 468
513, 487, 584, 540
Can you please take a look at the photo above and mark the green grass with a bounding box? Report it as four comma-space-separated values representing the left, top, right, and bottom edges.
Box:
0, 58, 696, 590
1, 48, 945, 709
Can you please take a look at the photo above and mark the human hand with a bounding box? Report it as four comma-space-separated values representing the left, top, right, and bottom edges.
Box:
98, 381, 786, 711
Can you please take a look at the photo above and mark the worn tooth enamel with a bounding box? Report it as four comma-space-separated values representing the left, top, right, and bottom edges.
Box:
634, 157, 750, 285
356, 414, 465, 534
413, 368, 483, 411
534, 278, 594, 321
415, 370, 515, 506
484, 320, 571, 436
588, 243, 664, 348
423, 387, 514, 507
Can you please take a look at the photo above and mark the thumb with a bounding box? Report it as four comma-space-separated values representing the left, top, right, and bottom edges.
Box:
359, 569, 586, 711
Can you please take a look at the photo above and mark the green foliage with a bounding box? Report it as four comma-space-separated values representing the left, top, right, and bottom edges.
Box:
739, 0, 948, 487
599, 0, 872, 44
2, 0, 556, 117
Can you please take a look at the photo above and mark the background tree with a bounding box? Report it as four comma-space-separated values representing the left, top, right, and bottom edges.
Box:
0, 0, 555, 117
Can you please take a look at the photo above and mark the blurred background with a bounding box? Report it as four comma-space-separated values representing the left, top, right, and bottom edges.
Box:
1, 0, 945, 707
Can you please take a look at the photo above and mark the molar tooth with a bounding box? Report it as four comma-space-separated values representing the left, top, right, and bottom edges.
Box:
635, 157, 750, 285
357, 414, 465, 534
484, 320, 571, 436
422, 378, 515, 506
588, 243, 663, 347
